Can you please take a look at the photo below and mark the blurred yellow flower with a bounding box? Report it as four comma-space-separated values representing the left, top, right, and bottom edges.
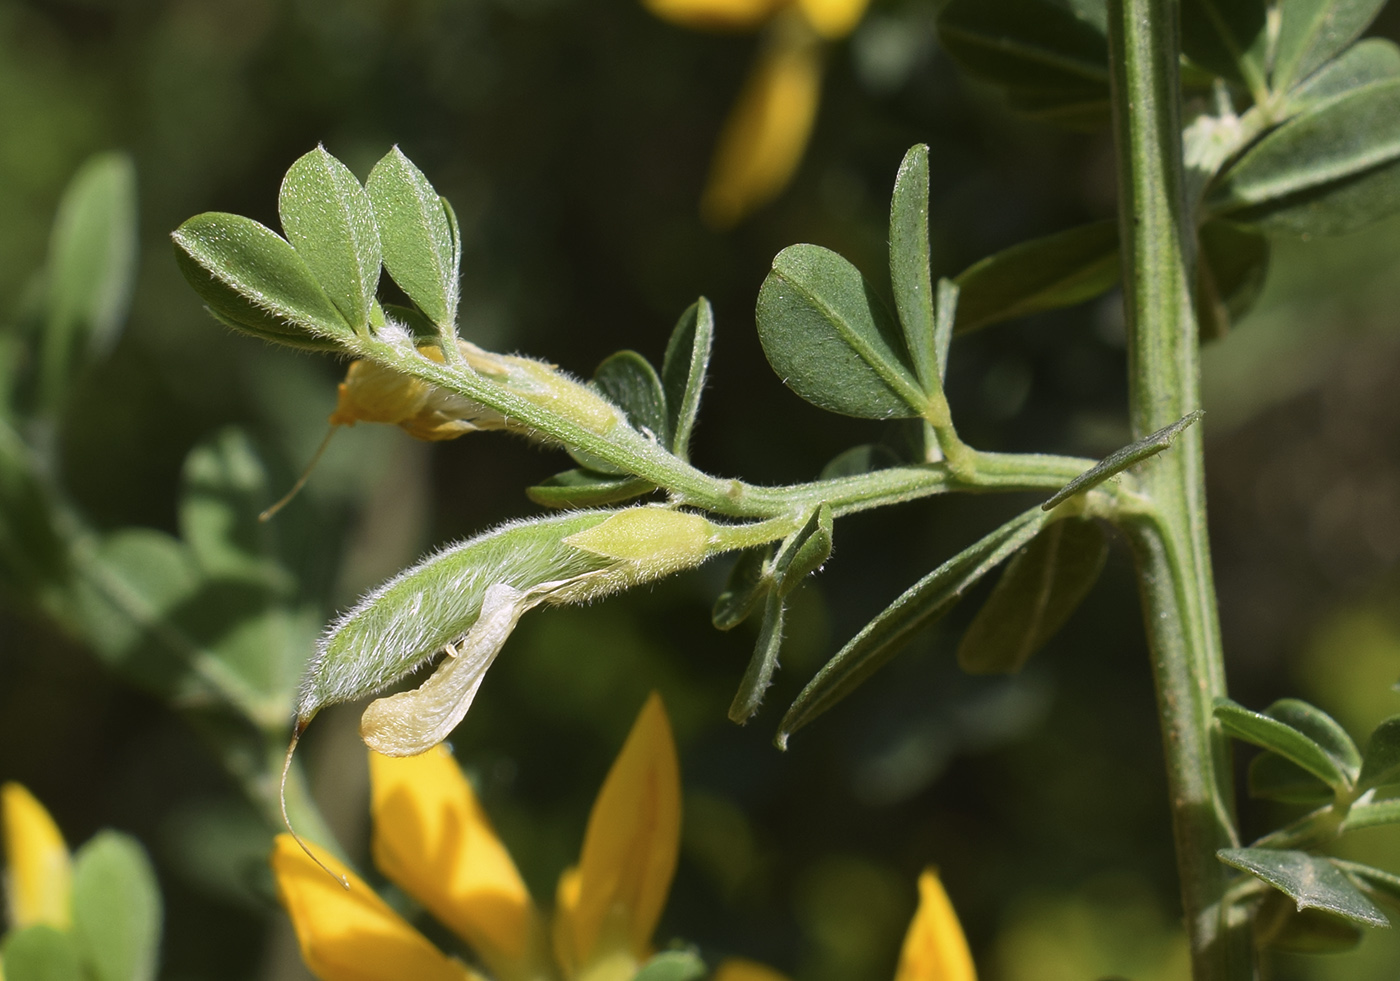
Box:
643, 0, 872, 226
1, 782, 72, 931
713, 869, 977, 981
273, 692, 681, 981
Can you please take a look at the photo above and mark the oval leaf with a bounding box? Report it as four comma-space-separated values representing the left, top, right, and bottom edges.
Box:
1272, 0, 1389, 94
278, 146, 381, 331
1265, 698, 1361, 779
953, 220, 1119, 333
957, 517, 1107, 675
593, 351, 669, 442
661, 298, 714, 461
889, 144, 940, 394
757, 244, 926, 419
1207, 78, 1400, 235
1359, 716, 1400, 791
778, 505, 1048, 746
367, 147, 458, 328
1214, 698, 1351, 791
526, 469, 656, 509
172, 212, 348, 347
1217, 848, 1389, 927
71, 832, 162, 981
1282, 38, 1400, 117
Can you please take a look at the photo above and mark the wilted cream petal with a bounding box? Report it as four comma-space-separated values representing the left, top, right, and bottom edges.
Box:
2, 783, 71, 929
701, 20, 822, 228
713, 958, 792, 981
560, 694, 681, 972
271, 834, 482, 981
359, 583, 539, 756
370, 748, 546, 980
794, 0, 869, 39
643, 0, 784, 32
893, 869, 977, 981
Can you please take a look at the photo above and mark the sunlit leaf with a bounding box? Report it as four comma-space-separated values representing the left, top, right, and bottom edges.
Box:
367, 147, 458, 328
1272, 0, 1389, 94
71, 832, 162, 981
1282, 38, 1400, 117
1214, 698, 1352, 791
889, 144, 940, 394
778, 506, 1048, 745
278, 146, 381, 331
957, 518, 1107, 674
1266, 698, 1361, 780
756, 244, 928, 419
1217, 848, 1388, 926
1, 926, 85, 981
953, 220, 1119, 334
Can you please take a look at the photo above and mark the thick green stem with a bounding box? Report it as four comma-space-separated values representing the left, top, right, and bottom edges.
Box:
1106, 0, 1252, 977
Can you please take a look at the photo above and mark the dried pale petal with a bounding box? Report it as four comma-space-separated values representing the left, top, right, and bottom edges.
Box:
794, 0, 869, 38
893, 870, 977, 981
359, 584, 541, 757
701, 23, 822, 228
643, 0, 783, 32
369, 748, 544, 977
270, 834, 481, 981
564, 694, 681, 969
2, 783, 71, 929
712, 959, 793, 981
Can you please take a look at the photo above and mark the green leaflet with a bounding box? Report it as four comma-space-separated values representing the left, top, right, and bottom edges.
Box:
712, 547, 772, 631
1214, 698, 1355, 792
1207, 77, 1400, 236
1267, 698, 1362, 780
756, 244, 927, 419
773, 503, 833, 597
302, 512, 615, 721
1, 926, 85, 981
957, 517, 1107, 674
71, 832, 162, 981
661, 298, 714, 461
1248, 751, 1333, 804
889, 144, 940, 394
172, 212, 348, 349
526, 469, 656, 508
1359, 716, 1400, 791
777, 505, 1049, 746
41, 152, 138, 409
1218, 848, 1389, 927
953, 220, 1119, 334
1282, 38, 1400, 117
1272, 0, 1389, 94
367, 147, 459, 329
1336, 859, 1400, 910
632, 950, 707, 981
568, 350, 667, 474
1042, 411, 1203, 511
278, 146, 381, 331
728, 590, 786, 724
1180, 0, 1268, 92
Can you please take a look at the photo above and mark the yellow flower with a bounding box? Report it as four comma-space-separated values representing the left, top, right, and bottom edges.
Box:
714, 869, 977, 981
274, 693, 681, 981
643, 0, 872, 227
1, 782, 72, 930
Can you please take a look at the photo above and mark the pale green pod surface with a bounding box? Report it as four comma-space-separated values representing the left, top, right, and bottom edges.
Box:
300, 511, 612, 722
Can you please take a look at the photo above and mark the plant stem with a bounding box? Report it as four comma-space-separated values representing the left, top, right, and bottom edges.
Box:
1105, 0, 1252, 978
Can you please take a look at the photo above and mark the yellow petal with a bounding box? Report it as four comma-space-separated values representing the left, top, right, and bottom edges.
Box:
560, 693, 681, 971
712, 958, 793, 981
552, 866, 583, 978
271, 834, 482, 981
893, 870, 977, 981
700, 20, 823, 228
794, 0, 869, 39
2, 783, 71, 929
369, 747, 545, 978
642, 0, 784, 33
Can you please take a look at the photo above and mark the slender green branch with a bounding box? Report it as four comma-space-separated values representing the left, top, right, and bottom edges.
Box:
1106, 0, 1252, 977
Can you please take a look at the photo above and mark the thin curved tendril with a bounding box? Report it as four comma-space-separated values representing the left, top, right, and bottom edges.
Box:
261, 426, 338, 523
279, 723, 349, 890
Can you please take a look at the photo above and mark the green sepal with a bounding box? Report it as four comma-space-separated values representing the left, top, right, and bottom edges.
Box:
777, 505, 1049, 746
952, 220, 1119, 334
957, 517, 1107, 674
1214, 698, 1355, 792
1248, 750, 1334, 804
1, 926, 85, 981
1272, 0, 1389, 94
889, 144, 940, 395
756, 244, 927, 419
526, 469, 656, 509
71, 831, 163, 981
171, 212, 348, 349
661, 299, 714, 461
278, 146, 381, 331
366, 147, 459, 329
773, 504, 833, 597
712, 547, 773, 631
1217, 848, 1389, 927
728, 590, 786, 724
1206, 77, 1400, 236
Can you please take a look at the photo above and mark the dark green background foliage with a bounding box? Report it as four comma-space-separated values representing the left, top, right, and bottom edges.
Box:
7, 1, 1400, 979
